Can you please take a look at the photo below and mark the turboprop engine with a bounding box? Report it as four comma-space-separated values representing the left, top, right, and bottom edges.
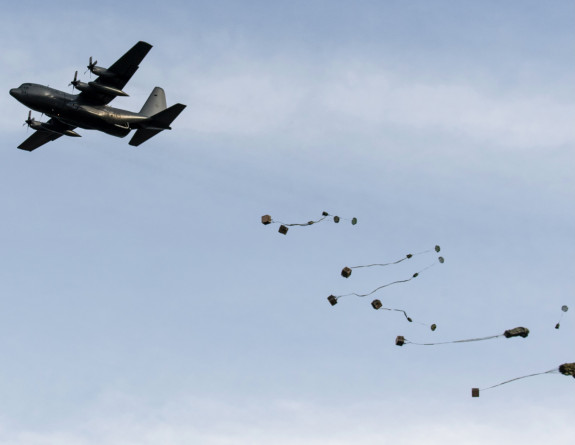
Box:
69, 71, 129, 97
24, 111, 80, 137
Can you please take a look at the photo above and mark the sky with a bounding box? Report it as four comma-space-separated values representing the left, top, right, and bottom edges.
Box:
1, 0, 574, 443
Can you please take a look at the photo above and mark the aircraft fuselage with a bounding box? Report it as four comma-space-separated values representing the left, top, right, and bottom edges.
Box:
10, 83, 147, 138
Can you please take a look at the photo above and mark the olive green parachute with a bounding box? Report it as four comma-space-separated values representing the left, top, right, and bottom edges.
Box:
341, 245, 441, 278
261, 211, 357, 235
371, 299, 437, 330
330, 255, 444, 303
555, 305, 569, 329
503, 327, 530, 338
559, 362, 575, 378
472, 362, 575, 397
395, 326, 529, 346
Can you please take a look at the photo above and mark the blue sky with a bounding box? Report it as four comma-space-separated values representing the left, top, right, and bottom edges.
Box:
1, 1, 574, 443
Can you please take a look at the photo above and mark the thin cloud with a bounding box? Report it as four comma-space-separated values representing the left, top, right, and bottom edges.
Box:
174, 56, 575, 149
1, 395, 574, 445
320, 66, 575, 148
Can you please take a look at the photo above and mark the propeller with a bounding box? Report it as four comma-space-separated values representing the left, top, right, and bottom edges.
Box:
85, 56, 97, 76
23, 110, 34, 132
69, 70, 79, 90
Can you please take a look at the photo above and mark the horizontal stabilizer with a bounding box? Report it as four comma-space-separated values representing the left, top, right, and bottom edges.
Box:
129, 103, 186, 146
128, 128, 163, 146
145, 103, 186, 130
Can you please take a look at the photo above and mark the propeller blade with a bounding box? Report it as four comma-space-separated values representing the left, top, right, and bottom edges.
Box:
85, 56, 93, 76
24, 110, 33, 131
85, 57, 98, 77
69, 70, 78, 90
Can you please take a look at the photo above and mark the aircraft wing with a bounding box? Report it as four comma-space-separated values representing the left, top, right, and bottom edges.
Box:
18, 119, 78, 151
78, 41, 153, 106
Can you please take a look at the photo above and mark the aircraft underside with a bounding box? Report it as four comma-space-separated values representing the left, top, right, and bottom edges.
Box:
50, 105, 141, 138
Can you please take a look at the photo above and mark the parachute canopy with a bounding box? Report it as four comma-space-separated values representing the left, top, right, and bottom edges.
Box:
503, 327, 530, 338
559, 362, 575, 378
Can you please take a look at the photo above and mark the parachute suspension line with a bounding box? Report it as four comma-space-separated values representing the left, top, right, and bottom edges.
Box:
555, 305, 569, 329
261, 212, 357, 235
276, 213, 329, 227
348, 257, 409, 269
401, 333, 504, 346
342, 245, 441, 277
396, 327, 530, 347
335, 275, 416, 299
333, 256, 444, 302
472, 363, 575, 396
371, 299, 437, 330
415, 261, 442, 275
480, 369, 559, 392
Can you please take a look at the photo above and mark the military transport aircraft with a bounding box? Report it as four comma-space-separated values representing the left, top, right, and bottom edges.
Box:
9, 41, 186, 151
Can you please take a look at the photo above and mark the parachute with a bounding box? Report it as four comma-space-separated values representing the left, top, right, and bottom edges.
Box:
395, 326, 529, 346
341, 245, 441, 278
555, 305, 569, 329
471, 362, 575, 397
371, 299, 437, 330
559, 362, 575, 377
329, 255, 444, 304
261, 211, 357, 235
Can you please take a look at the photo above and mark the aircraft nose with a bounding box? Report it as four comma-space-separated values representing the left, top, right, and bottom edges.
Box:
9, 88, 21, 98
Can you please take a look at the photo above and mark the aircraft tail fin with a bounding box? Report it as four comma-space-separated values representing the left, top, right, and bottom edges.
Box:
139, 87, 167, 116
129, 103, 186, 146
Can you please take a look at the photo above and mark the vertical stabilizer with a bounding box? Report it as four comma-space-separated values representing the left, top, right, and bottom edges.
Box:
140, 87, 167, 116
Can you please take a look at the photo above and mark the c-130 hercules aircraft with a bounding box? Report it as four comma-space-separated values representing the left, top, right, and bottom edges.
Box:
9, 41, 186, 151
